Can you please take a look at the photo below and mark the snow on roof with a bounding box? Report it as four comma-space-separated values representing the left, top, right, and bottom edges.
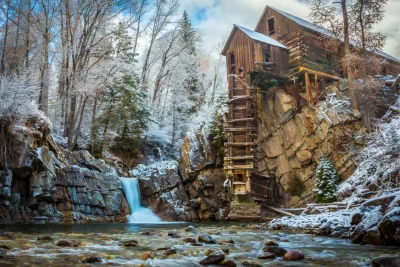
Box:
234, 24, 288, 49
267, 6, 400, 64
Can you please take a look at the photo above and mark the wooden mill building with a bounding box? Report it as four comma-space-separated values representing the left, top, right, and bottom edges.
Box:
222, 6, 400, 202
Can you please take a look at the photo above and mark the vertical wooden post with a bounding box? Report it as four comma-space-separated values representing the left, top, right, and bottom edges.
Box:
315, 74, 319, 102
305, 72, 314, 105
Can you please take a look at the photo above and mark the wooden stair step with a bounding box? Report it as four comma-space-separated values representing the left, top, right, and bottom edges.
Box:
224, 156, 254, 160
225, 142, 254, 146
225, 128, 256, 132
226, 118, 254, 123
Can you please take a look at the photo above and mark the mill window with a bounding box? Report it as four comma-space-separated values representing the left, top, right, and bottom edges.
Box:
230, 52, 236, 74
268, 18, 275, 35
327, 53, 334, 70
265, 45, 271, 62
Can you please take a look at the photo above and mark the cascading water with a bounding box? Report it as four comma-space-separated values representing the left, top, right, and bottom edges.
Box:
120, 178, 161, 223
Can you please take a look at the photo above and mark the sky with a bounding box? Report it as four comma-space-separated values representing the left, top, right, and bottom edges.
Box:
177, 0, 400, 59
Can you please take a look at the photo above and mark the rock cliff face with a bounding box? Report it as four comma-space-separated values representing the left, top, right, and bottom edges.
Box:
138, 129, 230, 221
256, 84, 366, 206
0, 126, 129, 224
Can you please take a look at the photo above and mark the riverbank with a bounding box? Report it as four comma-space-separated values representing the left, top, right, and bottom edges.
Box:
0, 222, 399, 267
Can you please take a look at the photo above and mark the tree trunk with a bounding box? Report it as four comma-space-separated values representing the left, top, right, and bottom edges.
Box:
1, 1, 10, 75
39, 34, 50, 115
341, 0, 359, 111
91, 96, 98, 154
72, 95, 88, 149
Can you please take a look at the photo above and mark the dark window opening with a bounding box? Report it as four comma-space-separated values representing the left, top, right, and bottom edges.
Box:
237, 174, 243, 181
327, 53, 334, 70
268, 18, 275, 35
265, 45, 271, 62
230, 53, 236, 74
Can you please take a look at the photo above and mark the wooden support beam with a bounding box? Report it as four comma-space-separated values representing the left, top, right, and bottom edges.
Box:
226, 118, 254, 123
305, 72, 314, 105
224, 128, 256, 132
224, 156, 254, 161
225, 142, 255, 147
228, 96, 252, 103
224, 165, 254, 170
299, 66, 342, 81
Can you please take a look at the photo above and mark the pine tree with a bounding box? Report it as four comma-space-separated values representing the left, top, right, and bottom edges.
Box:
178, 11, 200, 114
314, 156, 339, 203
97, 21, 149, 156
387, 126, 400, 156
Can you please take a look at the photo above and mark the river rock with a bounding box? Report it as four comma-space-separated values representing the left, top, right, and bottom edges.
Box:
0, 244, 10, 250
183, 237, 197, 243
372, 256, 400, 267
258, 252, 276, 259
186, 226, 200, 235
218, 259, 237, 267
264, 240, 278, 247
378, 207, 400, 246
241, 261, 262, 267
362, 226, 385, 246
219, 239, 234, 245
351, 206, 383, 244
263, 246, 287, 257
283, 250, 305, 261
198, 233, 214, 244
317, 222, 332, 236
141, 251, 155, 260
57, 240, 79, 247
168, 230, 178, 237
37, 236, 54, 241
200, 250, 225, 266
204, 249, 214, 256
82, 256, 103, 263
119, 240, 138, 247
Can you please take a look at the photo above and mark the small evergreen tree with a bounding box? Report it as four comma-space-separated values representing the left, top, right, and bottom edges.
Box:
314, 156, 339, 203
387, 125, 400, 156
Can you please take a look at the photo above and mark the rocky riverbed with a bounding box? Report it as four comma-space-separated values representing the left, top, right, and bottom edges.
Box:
0, 223, 399, 267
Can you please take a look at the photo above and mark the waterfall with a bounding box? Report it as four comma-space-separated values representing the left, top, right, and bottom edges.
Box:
120, 178, 161, 223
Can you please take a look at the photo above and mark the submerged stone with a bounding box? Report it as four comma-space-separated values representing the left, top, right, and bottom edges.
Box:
200, 250, 225, 266
283, 250, 305, 261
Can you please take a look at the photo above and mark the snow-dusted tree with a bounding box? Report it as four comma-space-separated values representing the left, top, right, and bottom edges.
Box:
314, 156, 339, 203
386, 126, 400, 156
96, 20, 150, 157
178, 11, 200, 114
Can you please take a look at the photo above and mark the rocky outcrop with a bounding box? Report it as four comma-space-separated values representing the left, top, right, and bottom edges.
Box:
348, 193, 400, 246
0, 125, 129, 224
256, 85, 365, 206
138, 127, 230, 221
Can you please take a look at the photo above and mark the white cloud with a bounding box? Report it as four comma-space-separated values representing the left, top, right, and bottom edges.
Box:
178, 0, 400, 58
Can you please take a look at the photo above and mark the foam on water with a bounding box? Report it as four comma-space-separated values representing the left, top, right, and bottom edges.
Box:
119, 177, 162, 223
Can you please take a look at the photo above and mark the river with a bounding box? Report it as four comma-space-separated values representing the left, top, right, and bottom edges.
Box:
0, 222, 399, 266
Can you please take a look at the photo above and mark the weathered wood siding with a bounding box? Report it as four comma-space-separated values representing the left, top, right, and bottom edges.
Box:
302, 30, 342, 77
225, 28, 255, 75
277, 31, 303, 75
386, 59, 400, 76
225, 28, 289, 77
255, 8, 301, 37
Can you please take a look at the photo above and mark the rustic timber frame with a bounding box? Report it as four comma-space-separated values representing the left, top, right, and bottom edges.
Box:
222, 5, 400, 202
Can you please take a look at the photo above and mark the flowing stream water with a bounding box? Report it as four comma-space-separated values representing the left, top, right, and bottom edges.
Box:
0, 223, 399, 266
119, 178, 161, 223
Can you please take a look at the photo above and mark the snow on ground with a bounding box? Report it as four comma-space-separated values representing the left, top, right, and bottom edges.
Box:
269, 210, 352, 230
